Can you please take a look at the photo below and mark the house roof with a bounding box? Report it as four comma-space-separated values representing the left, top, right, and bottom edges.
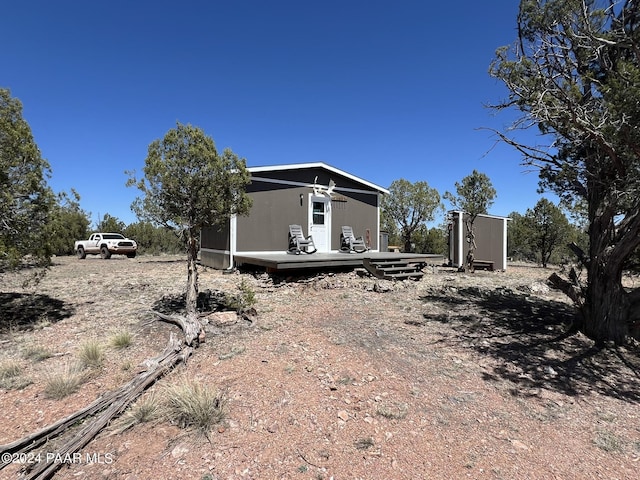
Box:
248, 162, 389, 194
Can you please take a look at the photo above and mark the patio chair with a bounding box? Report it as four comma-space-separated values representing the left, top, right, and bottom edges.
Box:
288, 224, 317, 254
340, 226, 368, 253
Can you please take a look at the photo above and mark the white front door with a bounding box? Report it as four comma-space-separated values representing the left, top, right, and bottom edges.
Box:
309, 195, 331, 252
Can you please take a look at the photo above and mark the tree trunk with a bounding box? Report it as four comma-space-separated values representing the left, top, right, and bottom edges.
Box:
583, 263, 629, 345
403, 231, 412, 253
466, 250, 475, 273
580, 200, 631, 345
541, 235, 549, 268
465, 218, 476, 273
185, 231, 199, 316
550, 206, 638, 344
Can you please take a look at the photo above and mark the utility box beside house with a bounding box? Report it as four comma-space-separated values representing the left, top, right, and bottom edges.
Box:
448, 211, 510, 271
200, 162, 389, 269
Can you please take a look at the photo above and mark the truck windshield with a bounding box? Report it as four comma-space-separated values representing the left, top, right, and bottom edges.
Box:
102, 234, 125, 239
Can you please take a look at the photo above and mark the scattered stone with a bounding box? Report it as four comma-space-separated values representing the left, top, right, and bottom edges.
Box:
171, 444, 189, 459
510, 439, 529, 451
337, 410, 350, 421
207, 311, 238, 326
404, 318, 427, 326
530, 282, 550, 295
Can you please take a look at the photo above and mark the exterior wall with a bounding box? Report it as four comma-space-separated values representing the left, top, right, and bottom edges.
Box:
448, 211, 509, 271
200, 220, 231, 269
236, 167, 382, 253
330, 192, 378, 251
199, 163, 387, 268
235, 181, 380, 252
236, 184, 310, 252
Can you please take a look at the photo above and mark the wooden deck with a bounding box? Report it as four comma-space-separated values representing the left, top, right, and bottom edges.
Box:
233, 251, 445, 272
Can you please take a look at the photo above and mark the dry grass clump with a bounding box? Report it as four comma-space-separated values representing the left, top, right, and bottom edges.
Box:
21, 344, 52, 362
162, 378, 227, 435
78, 340, 104, 368
111, 393, 161, 434
128, 394, 161, 424
593, 430, 625, 453
0, 360, 31, 390
0, 360, 21, 379
376, 401, 409, 420
354, 437, 375, 450
110, 330, 134, 349
43, 362, 87, 399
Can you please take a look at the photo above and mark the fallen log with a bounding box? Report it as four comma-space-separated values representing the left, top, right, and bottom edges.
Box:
1, 311, 205, 480
25, 337, 191, 480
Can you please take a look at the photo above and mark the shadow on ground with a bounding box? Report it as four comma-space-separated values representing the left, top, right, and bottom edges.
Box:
420, 286, 640, 404
0, 292, 75, 332
151, 289, 236, 315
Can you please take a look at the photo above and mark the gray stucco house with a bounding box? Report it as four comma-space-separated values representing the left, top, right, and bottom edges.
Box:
200, 162, 389, 269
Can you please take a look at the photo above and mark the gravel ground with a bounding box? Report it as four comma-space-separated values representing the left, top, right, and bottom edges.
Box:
1, 255, 639, 480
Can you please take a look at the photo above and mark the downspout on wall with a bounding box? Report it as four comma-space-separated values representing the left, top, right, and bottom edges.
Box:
457, 211, 464, 268
228, 215, 237, 270
376, 192, 382, 252
502, 216, 509, 271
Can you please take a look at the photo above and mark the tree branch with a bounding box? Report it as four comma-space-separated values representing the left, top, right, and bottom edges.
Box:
548, 272, 584, 307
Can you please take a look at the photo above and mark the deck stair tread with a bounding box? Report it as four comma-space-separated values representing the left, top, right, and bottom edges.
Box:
376, 265, 423, 273
363, 258, 425, 281
385, 272, 424, 279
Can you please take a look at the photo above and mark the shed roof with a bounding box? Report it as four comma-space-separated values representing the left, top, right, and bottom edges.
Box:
448, 210, 511, 221
248, 162, 389, 194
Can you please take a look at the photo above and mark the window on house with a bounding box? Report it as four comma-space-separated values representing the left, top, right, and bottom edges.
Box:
312, 201, 325, 224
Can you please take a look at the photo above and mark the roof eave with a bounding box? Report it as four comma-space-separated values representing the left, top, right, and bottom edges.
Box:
248, 162, 389, 194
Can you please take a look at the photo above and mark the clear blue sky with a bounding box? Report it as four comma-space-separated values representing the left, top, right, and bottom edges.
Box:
3, 0, 552, 227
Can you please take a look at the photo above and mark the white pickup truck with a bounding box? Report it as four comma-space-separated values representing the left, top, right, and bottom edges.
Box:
75, 233, 137, 259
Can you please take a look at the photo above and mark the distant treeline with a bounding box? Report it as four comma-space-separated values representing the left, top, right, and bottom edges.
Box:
51, 208, 183, 257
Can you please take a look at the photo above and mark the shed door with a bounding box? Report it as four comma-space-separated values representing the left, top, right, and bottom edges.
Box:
309, 195, 331, 252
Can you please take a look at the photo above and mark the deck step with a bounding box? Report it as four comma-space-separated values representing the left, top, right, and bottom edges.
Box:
375, 266, 418, 273
362, 258, 425, 281
385, 272, 424, 280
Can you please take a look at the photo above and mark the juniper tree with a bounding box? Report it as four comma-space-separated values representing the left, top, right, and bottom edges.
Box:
0, 88, 54, 273
128, 123, 252, 317
489, 0, 640, 343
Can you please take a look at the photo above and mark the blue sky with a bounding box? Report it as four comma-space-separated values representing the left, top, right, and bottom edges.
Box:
3, 1, 551, 227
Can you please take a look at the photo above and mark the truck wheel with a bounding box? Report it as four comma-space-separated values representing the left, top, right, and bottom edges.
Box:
100, 246, 112, 259
76, 246, 86, 259
127, 252, 136, 258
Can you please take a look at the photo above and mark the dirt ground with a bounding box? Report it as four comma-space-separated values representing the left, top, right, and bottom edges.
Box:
1, 255, 639, 480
